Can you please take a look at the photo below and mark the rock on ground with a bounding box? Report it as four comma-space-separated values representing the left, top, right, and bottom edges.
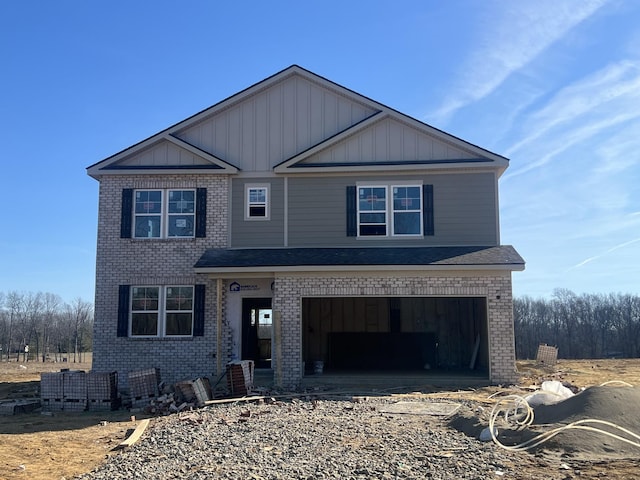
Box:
76, 395, 623, 480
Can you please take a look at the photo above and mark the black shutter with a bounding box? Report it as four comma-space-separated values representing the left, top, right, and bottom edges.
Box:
423, 184, 434, 236
195, 188, 207, 238
120, 189, 133, 238
346, 185, 357, 237
193, 284, 206, 336
117, 285, 130, 337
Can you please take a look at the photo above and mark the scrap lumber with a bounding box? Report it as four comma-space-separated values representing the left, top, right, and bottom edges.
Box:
117, 418, 150, 449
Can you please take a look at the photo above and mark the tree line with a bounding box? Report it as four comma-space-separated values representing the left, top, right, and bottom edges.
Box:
514, 289, 640, 360
0, 291, 93, 363
2, 287, 639, 364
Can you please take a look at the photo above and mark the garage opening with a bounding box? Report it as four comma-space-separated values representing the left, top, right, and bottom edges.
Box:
302, 297, 488, 376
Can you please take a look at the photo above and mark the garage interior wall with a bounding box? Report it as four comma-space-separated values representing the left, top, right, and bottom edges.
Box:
302, 297, 488, 374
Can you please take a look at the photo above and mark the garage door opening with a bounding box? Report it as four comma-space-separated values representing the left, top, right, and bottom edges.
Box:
302, 297, 488, 376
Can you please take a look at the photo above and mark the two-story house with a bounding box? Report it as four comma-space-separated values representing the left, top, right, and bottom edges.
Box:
87, 65, 524, 390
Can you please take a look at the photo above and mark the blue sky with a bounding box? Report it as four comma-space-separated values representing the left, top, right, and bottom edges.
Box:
1, 0, 638, 303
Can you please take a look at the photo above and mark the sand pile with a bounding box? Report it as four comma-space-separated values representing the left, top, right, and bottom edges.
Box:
530, 385, 640, 460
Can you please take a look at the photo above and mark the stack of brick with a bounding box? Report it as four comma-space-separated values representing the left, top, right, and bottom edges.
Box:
87, 372, 118, 411
41, 372, 65, 411
41, 370, 92, 412
62, 371, 87, 411
175, 378, 211, 407
128, 368, 161, 408
227, 360, 254, 396
143, 377, 212, 414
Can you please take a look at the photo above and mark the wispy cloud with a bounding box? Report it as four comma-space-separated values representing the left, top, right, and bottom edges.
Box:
427, 0, 610, 124
505, 61, 640, 158
566, 237, 640, 271
592, 120, 640, 175
502, 105, 640, 181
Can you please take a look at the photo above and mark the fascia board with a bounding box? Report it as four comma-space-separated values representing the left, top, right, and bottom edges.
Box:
277, 161, 501, 175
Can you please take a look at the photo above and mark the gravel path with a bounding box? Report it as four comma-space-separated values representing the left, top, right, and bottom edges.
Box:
77, 396, 573, 480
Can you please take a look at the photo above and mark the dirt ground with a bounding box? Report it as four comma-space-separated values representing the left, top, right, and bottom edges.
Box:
2, 358, 640, 480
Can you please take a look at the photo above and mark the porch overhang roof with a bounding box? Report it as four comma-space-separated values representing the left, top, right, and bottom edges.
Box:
194, 246, 525, 275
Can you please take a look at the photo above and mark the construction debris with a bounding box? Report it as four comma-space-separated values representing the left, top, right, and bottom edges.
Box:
378, 401, 462, 416
226, 360, 254, 396
536, 344, 558, 365
34, 364, 259, 416
0, 399, 41, 415
128, 368, 161, 408
41, 370, 118, 412
116, 418, 150, 449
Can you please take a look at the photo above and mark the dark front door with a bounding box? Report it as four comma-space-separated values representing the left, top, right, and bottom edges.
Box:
242, 298, 273, 368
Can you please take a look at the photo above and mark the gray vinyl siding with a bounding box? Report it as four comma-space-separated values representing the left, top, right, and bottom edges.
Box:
287, 173, 498, 247
176, 75, 377, 171
231, 177, 285, 247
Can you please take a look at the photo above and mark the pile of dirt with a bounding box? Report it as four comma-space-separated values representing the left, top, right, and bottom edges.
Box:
448, 386, 640, 462
530, 385, 640, 460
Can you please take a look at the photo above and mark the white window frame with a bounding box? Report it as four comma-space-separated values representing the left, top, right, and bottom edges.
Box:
357, 182, 423, 237
391, 185, 423, 236
133, 189, 196, 239
130, 285, 194, 337
357, 185, 388, 236
245, 184, 270, 220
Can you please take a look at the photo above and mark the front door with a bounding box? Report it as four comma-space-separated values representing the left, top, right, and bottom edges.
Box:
242, 298, 273, 368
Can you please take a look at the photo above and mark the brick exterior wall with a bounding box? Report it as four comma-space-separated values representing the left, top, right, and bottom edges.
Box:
272, 272, 518, 389
93, 174, 518, 391
92, 174, 229, 389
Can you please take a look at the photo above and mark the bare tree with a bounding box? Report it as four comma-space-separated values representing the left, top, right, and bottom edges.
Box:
4, 292, 23, 362
64, 298, 93, 362
515, 291, 640, 359
41, 293, 62, 362
22, 292, 44, 362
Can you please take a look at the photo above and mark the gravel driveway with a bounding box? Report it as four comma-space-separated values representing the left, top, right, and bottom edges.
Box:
76, 396, 584, 479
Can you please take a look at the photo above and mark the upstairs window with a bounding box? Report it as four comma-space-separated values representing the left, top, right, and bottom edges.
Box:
358, 186, 387, 236
245, 184, 270, 220
347, 184, 433, 238
167, 190, 196, 237
131, 189, 197, 238
392, 186, 422, 235
356, 184, 423, 237
121, 188, 206, 239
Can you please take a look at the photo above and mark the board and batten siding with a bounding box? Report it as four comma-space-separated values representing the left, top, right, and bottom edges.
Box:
286, 173, 498, 247
298, 117, 478, 165
115, 141, 213, 167
231, 177, 286, 247
176, 75, 377, 172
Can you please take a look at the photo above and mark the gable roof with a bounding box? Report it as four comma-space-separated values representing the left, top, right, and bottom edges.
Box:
88, 65, 509, 179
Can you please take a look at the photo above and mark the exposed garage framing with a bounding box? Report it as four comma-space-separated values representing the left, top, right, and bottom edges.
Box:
302, 296, 488, 376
